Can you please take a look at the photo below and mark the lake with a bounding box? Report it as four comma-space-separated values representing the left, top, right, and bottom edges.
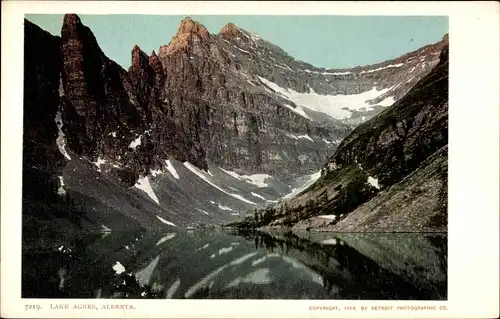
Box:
22, 229, 447, 300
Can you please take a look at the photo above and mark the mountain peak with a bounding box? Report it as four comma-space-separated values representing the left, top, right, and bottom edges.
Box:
62, 14, 83, 36
219, 22, 248, 41
131, 44, 149, 69
441, 33, 449, 43
149, 50, 163, 73
132, 44, 142, 53
63, 13, 82, 26
176, 17, 209, 38
158, 17, 210, 57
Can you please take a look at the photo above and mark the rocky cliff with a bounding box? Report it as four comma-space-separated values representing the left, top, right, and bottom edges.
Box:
22, 14, 448, 236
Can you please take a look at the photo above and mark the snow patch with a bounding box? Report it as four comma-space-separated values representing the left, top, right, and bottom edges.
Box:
230, 194, 255, 204
281, 256, 323, 286
221, 168, 242, 180
236, 26, 250, 39
232, 45, 251, 54
196, 244, 210, 252
250, 33, 261, 41
367, 176, 380, 189
251, 192, 266, 200
283, 170, 322, 199
165, 278, 181, 299
244, 174, 272, 188
227, 268, 272, 287
129, 135, 142, 150
136, 255, 160, 286
318, 215, 336, 220
156, 216, 176, 227
165, 160, 180, 179
377, 96, 396, 107
55, 111, 71, 160
320, 238, 338, 245
112, 261, 126, 275
150, 169, 162, 177
232, 252, 259, 266
184, 259, 235, 298
58, 76, 65, 97
218, 204, 233, 211
258, 76, 392, 120
101, 225, 112, 232
252, 256, 268, 266
297, 134, 314, 142
57, 176, 66, 196
360, 63, 404, 74
218, 246, 234, 255
196, 208, 210, 215
284, 104, 311, 120
135, 176, 159, 204
93, 157, 106, 171
304, 69, 353, 76
184, 163, 255, 204
156, 233, 176, 246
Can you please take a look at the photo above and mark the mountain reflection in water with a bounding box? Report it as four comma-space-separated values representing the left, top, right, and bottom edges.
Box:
22, 229, 447, 300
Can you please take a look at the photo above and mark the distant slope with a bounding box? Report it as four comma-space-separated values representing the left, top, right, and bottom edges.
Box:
233, 44, 449, 232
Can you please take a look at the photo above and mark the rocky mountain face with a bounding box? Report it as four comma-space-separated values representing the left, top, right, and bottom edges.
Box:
233, 43, 449, 232
22, 14, 448, 237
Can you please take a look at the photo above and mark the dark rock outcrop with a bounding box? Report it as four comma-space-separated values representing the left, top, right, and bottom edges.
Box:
23, 20, 64, 199
61, 14, 143, 159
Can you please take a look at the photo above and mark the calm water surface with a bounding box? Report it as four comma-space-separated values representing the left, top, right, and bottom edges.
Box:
22, 229, 447, 300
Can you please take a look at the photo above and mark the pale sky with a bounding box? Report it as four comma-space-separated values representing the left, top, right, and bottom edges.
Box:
26, 14, 448, 70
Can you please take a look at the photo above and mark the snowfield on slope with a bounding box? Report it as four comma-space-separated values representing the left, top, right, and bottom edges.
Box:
184, 162, 256, 205
220, 168, 272, 188
165, 160, 180, 179
283, 170, 322, 199
134, 176, 159, 204
258, 76, 393, 120
283, 103, 311, 120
